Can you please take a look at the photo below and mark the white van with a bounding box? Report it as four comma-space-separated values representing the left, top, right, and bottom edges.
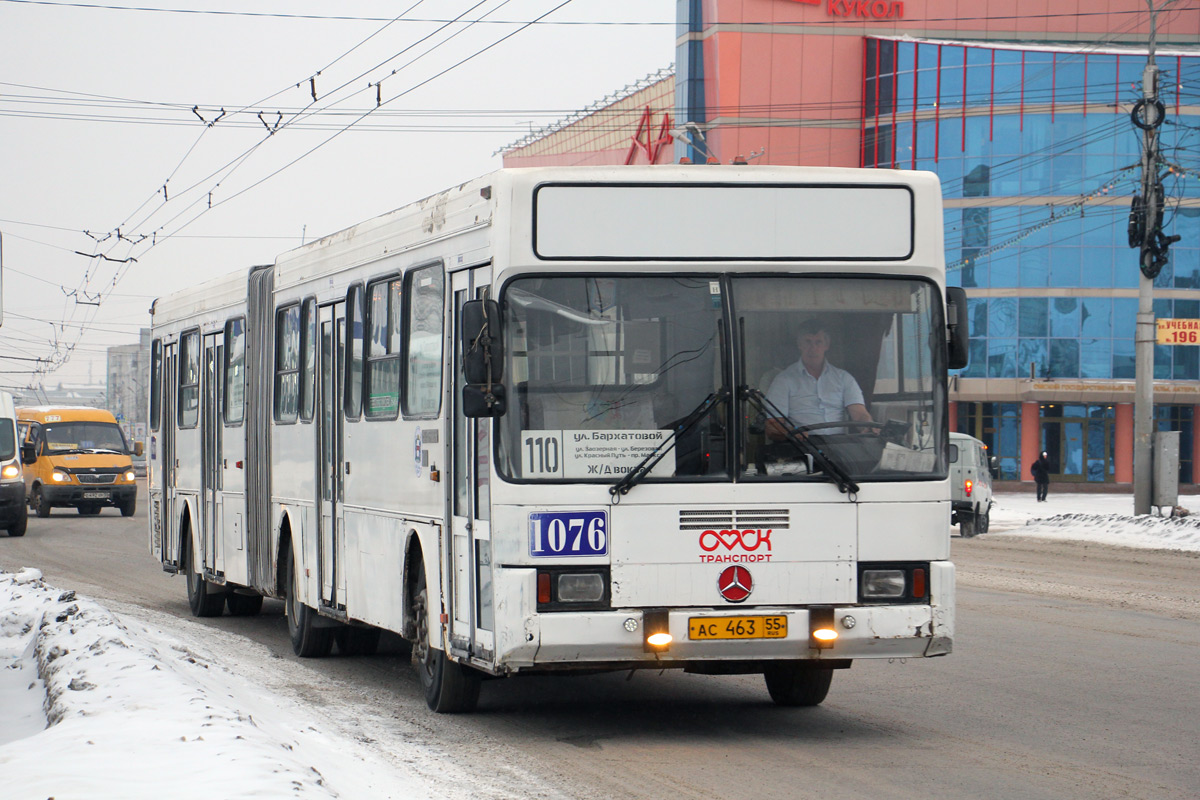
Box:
0, 392, 27, 537
949, 432, 993, 538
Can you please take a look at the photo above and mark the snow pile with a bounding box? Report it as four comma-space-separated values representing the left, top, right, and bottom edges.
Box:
0, 569, 433, 800
1016, 512, 1200, 552
986, 491, 1200, 552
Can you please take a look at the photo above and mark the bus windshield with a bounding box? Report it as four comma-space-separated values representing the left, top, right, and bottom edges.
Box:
497, 274, 946, 484
42, 421, 129, 454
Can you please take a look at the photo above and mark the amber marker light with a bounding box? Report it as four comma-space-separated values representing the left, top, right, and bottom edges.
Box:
642, 609, 671, 652
812, 629, 838, 642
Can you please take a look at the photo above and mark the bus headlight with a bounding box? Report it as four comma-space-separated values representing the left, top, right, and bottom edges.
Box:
1, 464, 18, 479
555, 573, 605, 603
861, 569, 906, 599
52, 471, 70, 483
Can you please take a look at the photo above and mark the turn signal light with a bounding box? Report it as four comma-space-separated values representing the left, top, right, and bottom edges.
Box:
812, 629, 838, 642
964, 479, 973, 497
911, 568, 927, 599
646, 632, 673, 647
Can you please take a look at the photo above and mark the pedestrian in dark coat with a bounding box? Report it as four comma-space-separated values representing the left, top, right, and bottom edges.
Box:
1031, 451, 1051, 501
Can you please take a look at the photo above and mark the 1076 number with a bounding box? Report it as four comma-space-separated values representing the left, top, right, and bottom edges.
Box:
529, 511, 608, 557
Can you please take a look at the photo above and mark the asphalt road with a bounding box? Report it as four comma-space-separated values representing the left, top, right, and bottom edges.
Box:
3, 486, 1198, 800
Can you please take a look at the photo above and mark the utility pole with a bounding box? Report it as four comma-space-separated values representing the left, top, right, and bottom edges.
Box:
1131, 0, 1181, 514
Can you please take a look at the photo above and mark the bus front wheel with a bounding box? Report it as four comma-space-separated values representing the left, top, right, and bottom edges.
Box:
411, 562, 480, 713
185, 536, 226, 618
764, 663, 834, 707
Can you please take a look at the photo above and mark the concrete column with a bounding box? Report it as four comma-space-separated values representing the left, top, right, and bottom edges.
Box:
1115, 403, 1134, 484
1021, 402, 1041, 482
948, 401, 958, 434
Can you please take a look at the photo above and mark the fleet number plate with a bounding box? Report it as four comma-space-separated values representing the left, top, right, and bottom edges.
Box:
688, 616, 788, 640
82, 492, 109, 499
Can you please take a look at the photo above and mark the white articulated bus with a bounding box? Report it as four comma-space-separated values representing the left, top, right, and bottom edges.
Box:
149, 165, 969, 713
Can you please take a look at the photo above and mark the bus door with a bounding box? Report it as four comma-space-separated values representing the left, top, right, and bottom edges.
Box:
449, 268, 494, 661
317, 302, 347, 612
162, 342, 180, 569
200, 333, 224, 579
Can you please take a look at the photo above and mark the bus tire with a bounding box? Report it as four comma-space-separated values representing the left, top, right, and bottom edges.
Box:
32, 487, 51, 518
411, 562, 480, 713
335, 626, 382, 656
226, 592, 264, 616
285, 553, 333, 658
7, 510, 27, 537
184, 537, 226, 618
764, 663, 834, 707
959, 512, 977, 538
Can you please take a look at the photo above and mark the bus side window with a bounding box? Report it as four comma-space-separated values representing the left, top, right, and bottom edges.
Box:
179, 329, 200, 428
345, 283, 365, 420
403, 263, 444, 417
274, 304, 300, 423
150, 338, 162, 432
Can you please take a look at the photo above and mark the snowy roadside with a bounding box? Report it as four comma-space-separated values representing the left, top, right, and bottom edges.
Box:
979, 491, 1200, 552
0, 568, 447, 800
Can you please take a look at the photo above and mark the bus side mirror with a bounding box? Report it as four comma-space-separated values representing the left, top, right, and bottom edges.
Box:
462, 299, 503, 385
461, 299, 506, 417
462, 384, 506, 418
134, 440, 144, 457
21, 443, 36, 465
946, 287, 969, 370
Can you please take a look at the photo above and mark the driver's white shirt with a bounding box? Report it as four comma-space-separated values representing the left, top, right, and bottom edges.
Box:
765, 360, 864, 428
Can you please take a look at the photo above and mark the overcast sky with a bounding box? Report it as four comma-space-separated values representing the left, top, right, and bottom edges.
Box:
0, 0, 675, 389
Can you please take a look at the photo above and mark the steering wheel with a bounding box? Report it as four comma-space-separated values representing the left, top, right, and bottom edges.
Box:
789, 420, 884, 436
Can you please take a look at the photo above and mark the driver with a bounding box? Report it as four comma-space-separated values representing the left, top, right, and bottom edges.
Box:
764, 319, 872, 441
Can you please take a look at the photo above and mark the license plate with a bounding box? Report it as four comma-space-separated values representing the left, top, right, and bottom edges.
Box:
688, 616, 788, 640
82, 492, 110, 500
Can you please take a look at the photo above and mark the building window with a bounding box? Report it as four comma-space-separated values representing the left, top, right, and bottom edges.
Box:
1155, 405, 1194, 484
179, 330, 200, 429
274, 304, 300, 423
404, 263, 444, 417
958, 402, 1021, 479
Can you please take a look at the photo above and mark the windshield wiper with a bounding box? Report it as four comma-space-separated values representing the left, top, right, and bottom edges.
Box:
610, 390, 727, 498
741, 386, 859, 496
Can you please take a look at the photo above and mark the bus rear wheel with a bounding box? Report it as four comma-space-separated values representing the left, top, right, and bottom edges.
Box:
284, 552, 333, 657
411, 562, 480, 713
764, 663, 834, 707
